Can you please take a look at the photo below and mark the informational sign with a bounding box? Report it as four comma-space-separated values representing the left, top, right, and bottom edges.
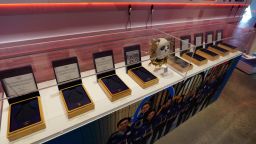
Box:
195, 36, 202, 46
95, 56, 114, 73
181, 39, 189, 50
217, 32, 222, 41
207, 34, 213, 44
54, 63, 80, 83
126, 50, 140, 65
3, 73, 37, 97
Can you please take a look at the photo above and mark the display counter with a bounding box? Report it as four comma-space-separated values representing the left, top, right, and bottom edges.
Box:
0, 27, 247, 144
0, 51, 241, 144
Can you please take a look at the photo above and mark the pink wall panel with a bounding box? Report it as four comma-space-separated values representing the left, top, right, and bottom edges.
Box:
0, 4, 247, 83
0, 5, 246, 44
0, 19, 239, 83
0, 2, 250, 123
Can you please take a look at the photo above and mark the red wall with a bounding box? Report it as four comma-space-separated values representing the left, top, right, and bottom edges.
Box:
0, 4, 247, 83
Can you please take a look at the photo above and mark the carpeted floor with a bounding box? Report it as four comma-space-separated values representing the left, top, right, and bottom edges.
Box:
156, 69, 256, 144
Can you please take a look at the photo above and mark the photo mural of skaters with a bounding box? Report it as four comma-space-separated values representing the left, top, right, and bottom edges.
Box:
174, 72, 205, 127
199, 61, 232, 111
106, 87, 175, 144
106, 101, 142, 144
105, 64, 233, 144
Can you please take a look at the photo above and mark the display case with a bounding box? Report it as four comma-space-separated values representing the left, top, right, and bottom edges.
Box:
0, 28, 183, 143
0, 0, 253, 142
0, 66, 46, 141
124, 45, 159, 89
0, 26, 246, 143
52, 57, 94, 118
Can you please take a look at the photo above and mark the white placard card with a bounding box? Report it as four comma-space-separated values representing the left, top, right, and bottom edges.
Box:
181, 39, 189, 50
95, 56, 114, 73
196, 36, 202, 46
126, 50, 140, 65
3, 73, 38, 97
207, 34, 213, 44
54, 63, 80, 83
217, 32, 222, 41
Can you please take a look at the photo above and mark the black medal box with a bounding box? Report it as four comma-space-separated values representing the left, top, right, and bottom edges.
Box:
208, 45, 229, 56
217, 43, 237, 53
124, 45, 159, 89
98, 74, 131, 101
167, 56, 193, 73
182, 52, 208, 66
8, 97, 45, 141
196, 48, 220, 61
52, 57, 94, 119
128, 67, 158, 89
0, 66, 46, 141
94, 50, 131, 102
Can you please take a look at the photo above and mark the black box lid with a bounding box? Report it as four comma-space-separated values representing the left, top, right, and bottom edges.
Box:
0, 66, 39, 104
52, 57, 82, 90
124, 44, 142, 73
93, 50, 116, 80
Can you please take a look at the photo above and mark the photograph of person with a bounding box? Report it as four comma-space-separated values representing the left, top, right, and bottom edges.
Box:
107, 117, 132, 144
137, 102, 152, 120
141, 109, 156, 144
107, 87, 175, 144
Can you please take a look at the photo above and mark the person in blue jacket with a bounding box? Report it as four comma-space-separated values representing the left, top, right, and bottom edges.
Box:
150, 101, 170, 143
137, 102, 152, 120
130, 118, 145, 144
183, 91, 196, 121
176, 94, 188, 126
130, 102, 152, 144
163, 98, 179, 135
141, 109, 156, 144
201, 76, 219, 110
191, 89, 204, 116
107, 117, 132, 144
131, 109, 156, 144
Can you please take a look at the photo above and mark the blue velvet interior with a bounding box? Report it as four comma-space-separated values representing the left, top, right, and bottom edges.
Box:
171, 56, 190, 68
101, 75, 129, 94
10, 97, 41, 132
186, 52, 206, 61
200, 49, 218, 56
62, 85, 91, 111
221, 43, 236, 49
131, 67, 157, 82
212, 46, 229, 52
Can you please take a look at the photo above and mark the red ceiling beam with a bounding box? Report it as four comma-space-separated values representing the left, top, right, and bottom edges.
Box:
0, 2, 249, 8
0, 2, 248, 15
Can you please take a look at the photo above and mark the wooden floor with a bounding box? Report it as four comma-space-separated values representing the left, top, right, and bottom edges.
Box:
157, 69, 256, 144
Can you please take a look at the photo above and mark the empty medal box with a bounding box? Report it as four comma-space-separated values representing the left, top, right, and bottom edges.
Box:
52, 57, 94, 119
208, 45, 229, 56
0, 66, 46, 141
182, 52, 208, 66
196, 49, 220, 61
167, 56, 193, 73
